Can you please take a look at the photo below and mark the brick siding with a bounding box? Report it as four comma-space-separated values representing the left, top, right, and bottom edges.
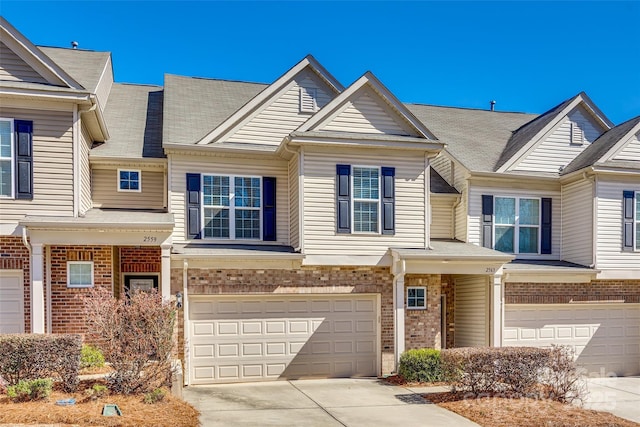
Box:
404, 275, 442, 351
505, 280, 640, 304
0, 236, 31, 332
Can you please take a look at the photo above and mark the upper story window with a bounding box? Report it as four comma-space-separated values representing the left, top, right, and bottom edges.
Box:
202, 175, 261, 239
0, 119, 14, 197
0, 118, 33, 200
623, 190, 640, 251
67, 261, 94, 288
494, 197, 540, 254
118, 169, 141, 192
353, 167, 380, 233
636, 193, 640, 250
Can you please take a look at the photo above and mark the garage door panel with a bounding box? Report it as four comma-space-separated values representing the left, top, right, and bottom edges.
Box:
0, 273, 24, 334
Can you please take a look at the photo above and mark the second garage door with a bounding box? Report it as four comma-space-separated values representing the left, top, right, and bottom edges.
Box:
188, 294, 379, 384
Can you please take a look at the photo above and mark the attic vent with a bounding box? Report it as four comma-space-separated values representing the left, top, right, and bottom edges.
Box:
300, 87, 318, 113
570, 122, 584, 145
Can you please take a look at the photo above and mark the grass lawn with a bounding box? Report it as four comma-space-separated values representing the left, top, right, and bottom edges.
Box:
0, 378, 200, 427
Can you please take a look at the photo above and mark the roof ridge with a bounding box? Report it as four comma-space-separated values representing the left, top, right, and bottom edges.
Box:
405, 102, 536, 116
165, 73, 268, 86
38, 45, 110, 54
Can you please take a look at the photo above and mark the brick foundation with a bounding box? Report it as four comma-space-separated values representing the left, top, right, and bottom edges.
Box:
0, 236, 31, 332
505, 280, 640, 304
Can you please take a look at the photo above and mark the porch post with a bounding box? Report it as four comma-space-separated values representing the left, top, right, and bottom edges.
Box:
395, 274, 405, 366
161, 244, 171, 300
490, 269, 504, 347
31, 243, 45, 333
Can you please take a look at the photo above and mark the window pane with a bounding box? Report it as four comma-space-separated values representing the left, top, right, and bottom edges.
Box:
234, 177, 260, 208
636, 194, 640, 219
203, 176, 229, 206
235, 209, 260, 239
495, 226, 514, 252
519, 227, 539, 253
0, 121, 11, 158
0, 160, 11, 196
203, 208, 229, 238
69, 263, 92, 286
353, 168, 379, 200
519, 199, 540, 225
495, 197, 515, 224
354, 201, 378, 232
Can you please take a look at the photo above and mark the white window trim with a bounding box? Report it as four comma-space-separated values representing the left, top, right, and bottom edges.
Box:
493, 196, 541, 255
300, 87, 318, 113
407, 286, 427, 310
570, 122, 584, 146
67, 261, 94, 288
117, 169, 142, 193
201, 174, 263, 240
0, 118, 15, 199
351, 165, 381, 234
635, 191, 639, 252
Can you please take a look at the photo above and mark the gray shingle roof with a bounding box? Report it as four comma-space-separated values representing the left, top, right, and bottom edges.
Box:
407, 104, 536, 172
93, 83, 164, 158
39, 46, 110, 93
430, 168, 459, 194
20, 208, 174, 229
163, 74, 266, 146
562, 115, 640, 174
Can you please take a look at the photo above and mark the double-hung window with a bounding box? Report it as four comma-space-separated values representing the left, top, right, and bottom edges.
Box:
636, 192, 640, 250
0, 119, 14, 198
353, 167, 380, 233
494, 197, 540, 254
202, 175, 261, 239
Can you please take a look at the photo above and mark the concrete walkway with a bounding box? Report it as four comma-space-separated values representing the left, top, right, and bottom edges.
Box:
583, 376, 640, 424
183, 378, 479, 426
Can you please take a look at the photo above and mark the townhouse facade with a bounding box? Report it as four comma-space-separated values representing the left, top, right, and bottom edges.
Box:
1, 18, 638, 385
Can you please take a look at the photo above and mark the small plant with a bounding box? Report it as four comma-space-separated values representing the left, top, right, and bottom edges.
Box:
541, 345, 587, 404
7, 378, 53, 402
84, 383, 108, 400
398, 348, 444, 382
143, 388, 166, 404
80, 345, 105, 370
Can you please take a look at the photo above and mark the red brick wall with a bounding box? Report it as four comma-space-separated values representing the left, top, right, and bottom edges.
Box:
404, 275, 441, 350
0, 236, 31, 332
50, 246, 112, 334
118, 246, 161, 297
505, 280, 640, 304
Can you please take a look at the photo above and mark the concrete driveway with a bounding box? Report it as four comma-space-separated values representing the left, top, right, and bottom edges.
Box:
183, 378, 479, 426
583, 376, 640, 423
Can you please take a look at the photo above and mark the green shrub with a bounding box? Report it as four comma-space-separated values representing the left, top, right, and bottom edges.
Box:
84, 383, 108, 400
7, 378, 53, 402
80, 345, 105, 369
398, 348, 444, 382
143, 388, 166, 404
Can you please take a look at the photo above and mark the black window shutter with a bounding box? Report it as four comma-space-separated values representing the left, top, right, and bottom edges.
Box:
336, 164, 351, 233
381, 167, 395, 235
481, 195, 493, 248
186, 173, 201, 239
541, 198, 552, 254
623, 190, 634, 250
14, 120, 33, 200
263, 177, 277, 241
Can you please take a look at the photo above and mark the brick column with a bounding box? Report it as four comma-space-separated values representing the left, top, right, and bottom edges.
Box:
31, 243, 45, 333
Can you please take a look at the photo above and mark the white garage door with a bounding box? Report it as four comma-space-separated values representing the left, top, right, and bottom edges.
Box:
0, 271, 24, 333
188, 294, 379, 384
504, 304, 640, 376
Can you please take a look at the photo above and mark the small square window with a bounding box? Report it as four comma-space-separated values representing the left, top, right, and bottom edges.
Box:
67, 261, 93, 288
407, 287, 426, 310
118, 169, 141, 192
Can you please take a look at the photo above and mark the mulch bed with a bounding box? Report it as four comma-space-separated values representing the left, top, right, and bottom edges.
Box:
0, 379, 199, 427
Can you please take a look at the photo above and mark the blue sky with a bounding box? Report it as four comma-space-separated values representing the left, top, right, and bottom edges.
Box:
2, 1, 639, 124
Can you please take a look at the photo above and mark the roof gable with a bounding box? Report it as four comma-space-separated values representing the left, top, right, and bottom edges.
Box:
297, 72, 436, 140
195, 55, 343, 146
0, 17, 82, 89
0, 41, 49, 84
496, 92, 612, 172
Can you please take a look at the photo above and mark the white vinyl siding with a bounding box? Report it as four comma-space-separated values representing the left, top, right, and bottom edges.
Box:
318, 87, 415, 136
169, 154, 289, 245
0, 42, 49, 84
302, 148, 426, 257
223, 69, 333, 146
0, 107, 74, 223
430, 154, 453, 185
513, 107, 605, 173
79, 125, 92, 214
561, 178, 593, 266
454, 275, 488, 347
612, 132, 640, 161
92, 169, 165, 209
289, 154, 300, 249
595, 178, 640, 269
94, 56, 114, 113
430, 195, 455, 239
468, 186, 560, 260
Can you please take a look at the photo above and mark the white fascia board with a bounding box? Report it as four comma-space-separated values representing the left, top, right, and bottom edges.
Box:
285, 135, 444, 152
0, 87, 91, 103
90, 157, 167, 169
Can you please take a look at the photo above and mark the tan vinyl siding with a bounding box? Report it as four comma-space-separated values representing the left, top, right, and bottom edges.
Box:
454, 171, 468, 242
468, 185, 561, 259
169, 154, 289, 245
612, 132, 640, 161
0, 106, 74, 223
302, 148, 426, 257
430, 196, 455, 239
513, 106, 604, 173
319, 87, 414, 136
94, 56, 113, 112
289, 153, 300, 249
561, 178, 593, 266
595, 177, 640, 270
224, 69, 334, 146
430, 154, 453, 185
92, 169, 164, 209
79, 125, 92, 214
454, 275, 488, 347
0, 42, 49, 84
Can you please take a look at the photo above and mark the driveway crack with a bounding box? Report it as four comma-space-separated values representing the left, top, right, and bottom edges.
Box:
288, 381, 348, 426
